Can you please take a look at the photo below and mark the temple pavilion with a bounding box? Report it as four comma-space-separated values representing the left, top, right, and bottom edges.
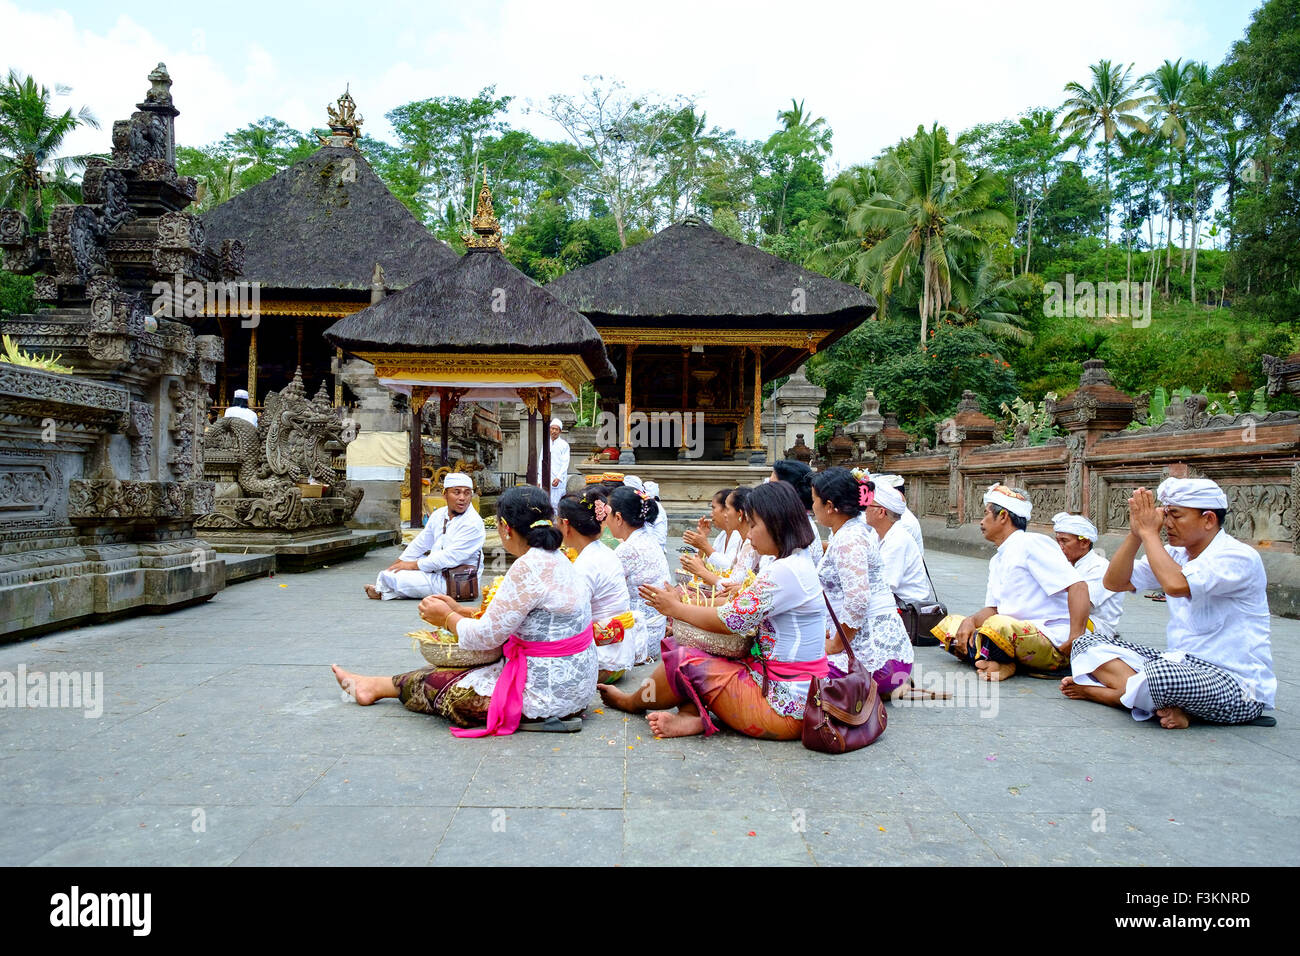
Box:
199, 91, 458, 410
545, 217, 877, 465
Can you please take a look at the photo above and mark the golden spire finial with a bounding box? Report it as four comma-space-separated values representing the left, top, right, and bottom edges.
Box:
318, 86, 363, 148
464, 166, 502, 250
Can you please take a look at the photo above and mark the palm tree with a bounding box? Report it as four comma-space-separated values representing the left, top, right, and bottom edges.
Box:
806, 165, 886, 295
0, 69, 99, 228
850, 125, 1012, 347
941, 252, 1034, 344
1144, 59, 1198, 290
1058, 60, 1152, 264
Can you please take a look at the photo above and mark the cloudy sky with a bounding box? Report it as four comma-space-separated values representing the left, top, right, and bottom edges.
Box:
1, 0, 1262, 171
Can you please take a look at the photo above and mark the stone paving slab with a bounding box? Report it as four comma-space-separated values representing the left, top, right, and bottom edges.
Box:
1, 548, 1297, 866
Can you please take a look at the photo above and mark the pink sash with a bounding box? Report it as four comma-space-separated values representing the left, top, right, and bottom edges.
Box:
451, 625, 595, 738
758, 656, 830, 681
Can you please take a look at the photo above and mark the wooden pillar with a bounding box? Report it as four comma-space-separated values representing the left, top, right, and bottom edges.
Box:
409, 388, 429, 527
295, 317, 304, 370
247, 327, 258, 405
333, 347, 344, 408
519, 389, 539, 487
540, 389, 553, 501
751, 346, 763, 451
621, 344, 636, 463
680, 347, 690, 458
438, 387, 468, 466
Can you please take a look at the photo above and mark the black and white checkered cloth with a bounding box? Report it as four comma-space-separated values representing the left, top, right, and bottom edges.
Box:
1071, 633, 1265, 725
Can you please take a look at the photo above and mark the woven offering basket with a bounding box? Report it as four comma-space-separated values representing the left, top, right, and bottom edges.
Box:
670, 619, 752, 659
407, 629, 502, 668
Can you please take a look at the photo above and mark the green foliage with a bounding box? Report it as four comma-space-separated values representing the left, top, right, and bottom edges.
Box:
0, 271, 36, 318
0, 333, 71, 373
999, 393, 1061, 443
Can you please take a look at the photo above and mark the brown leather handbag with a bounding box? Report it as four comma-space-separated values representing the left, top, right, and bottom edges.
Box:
443, 564, 480, 602
802, 596, 887, 754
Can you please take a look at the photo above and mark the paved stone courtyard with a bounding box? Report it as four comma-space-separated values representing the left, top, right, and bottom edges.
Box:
2, 547, 1296, 866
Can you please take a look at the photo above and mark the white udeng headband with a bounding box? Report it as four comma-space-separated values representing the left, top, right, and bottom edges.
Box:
983, 484, 1032, 520
1156, 477, 1228, 510
1052, 511, 1097, 541
443, 473, 473, 489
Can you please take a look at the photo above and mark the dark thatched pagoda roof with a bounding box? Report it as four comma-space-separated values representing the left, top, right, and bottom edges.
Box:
201, 146, 458, 292
323, 246, 615, 381
545, 218, 877, 325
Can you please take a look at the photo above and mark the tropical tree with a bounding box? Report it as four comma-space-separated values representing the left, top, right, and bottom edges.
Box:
0, 69, 99, 228
220, 117, 304, 189
848, 125, 1012, 346
1058, 60, 1153, 264
941, 252, 1035, 344
755, 98, 832, 237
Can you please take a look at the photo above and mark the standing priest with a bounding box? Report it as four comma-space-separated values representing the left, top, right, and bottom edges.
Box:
538, 417, 570, 513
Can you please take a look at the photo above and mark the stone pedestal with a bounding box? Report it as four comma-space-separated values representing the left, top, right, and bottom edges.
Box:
772, 365, 824, 464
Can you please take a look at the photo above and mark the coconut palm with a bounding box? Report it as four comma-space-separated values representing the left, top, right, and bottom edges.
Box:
1058, 60, 1152, 258
941, 253, 1034, 345
806, 165, 886, 295
0, 69, 99, 228
849, 125, 1012, 348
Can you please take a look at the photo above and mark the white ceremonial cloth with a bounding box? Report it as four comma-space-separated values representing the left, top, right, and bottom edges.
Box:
898, 506, 925, 554
224, 405, 259, 426
1072, 547, 1127, 639
374, 505, 485, 600
537, 437, 571, 510
983, 530, 1085, 647
879, 521, 930, 604
574, 539, 636, 674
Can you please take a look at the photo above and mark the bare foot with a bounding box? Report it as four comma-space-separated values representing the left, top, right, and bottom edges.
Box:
598, 681, 644, 713
1060, 676, 1125, 706
975, 659, 1016, 681
647, 709, 705, 738
364, 585, 381, 600
331, 664, 387, 705
1060, 676, 1087, 699
1157, 706, 1191, 729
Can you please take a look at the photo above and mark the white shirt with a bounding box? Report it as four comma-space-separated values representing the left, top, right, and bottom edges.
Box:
707, 529, 742, 572
651, 502, 668, 548
616, 526, 671, 661
224, 405, 258, 426
1130, 531, 1275, 707
538, 436, 570, 481
879, 521, 930, 604
574, 539, 636, 674
898, 506, 925, 554
400, 505, 486, 577
1072, 547, 1127, 639
984, 530, 1085, 647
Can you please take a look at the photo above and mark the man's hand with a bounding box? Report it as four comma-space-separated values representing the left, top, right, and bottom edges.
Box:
1128, 487, 1165, 541
387, 559, 420, 573
952, 615, 977, 655
551, 478, 560, 488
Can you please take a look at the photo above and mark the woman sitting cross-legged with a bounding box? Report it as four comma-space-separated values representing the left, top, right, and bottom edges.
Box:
599, 481, 827, 740
559, 488, 636, 684
606, 486, 671, 664
331, 485, 597, 735
810, 468, 914, 696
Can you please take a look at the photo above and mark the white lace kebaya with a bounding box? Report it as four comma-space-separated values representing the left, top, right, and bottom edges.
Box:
455, 547, 597, 720
617, 526, 671, 662
818, 514, 913, 675
574, 539, 637, 674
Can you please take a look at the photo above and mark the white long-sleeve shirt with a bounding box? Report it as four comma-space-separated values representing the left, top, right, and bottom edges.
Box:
400, 505, 486, 576
537, 437, 570, 481
1071, 547, 1127, 639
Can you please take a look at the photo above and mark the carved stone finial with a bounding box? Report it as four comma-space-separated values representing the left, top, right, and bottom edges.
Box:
145, 63, 173, 107
463, 168, 502, 250
370, 261, 386, 304
1079, 358, 1113, 388
956, 390, 981, 413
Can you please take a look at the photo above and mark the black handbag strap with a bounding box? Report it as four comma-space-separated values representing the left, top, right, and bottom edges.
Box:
822, 594, 860, 669
920, 555, 940, 605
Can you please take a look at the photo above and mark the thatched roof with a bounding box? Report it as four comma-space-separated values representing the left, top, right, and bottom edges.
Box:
201, 146, 458, 292
545, 218, 877, 325
323, 246, 615, 380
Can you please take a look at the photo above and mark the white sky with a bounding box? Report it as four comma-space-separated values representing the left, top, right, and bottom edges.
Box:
1, 0, 1261, 173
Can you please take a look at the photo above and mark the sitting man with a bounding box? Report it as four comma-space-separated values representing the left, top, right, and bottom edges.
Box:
863, 480, 929, 605
873, 474, 924, 555
1062, 479, 1275, 729
1052, 512, 1127, 639
932, 484, 1089, 681
365, 473, 485, 601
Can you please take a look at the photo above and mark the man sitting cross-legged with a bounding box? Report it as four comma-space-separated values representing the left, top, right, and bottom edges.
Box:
931, 484, 1089, 681
1062, 478, 1275, 729
365, 473, 485, 601
1051, 512, 1127, 639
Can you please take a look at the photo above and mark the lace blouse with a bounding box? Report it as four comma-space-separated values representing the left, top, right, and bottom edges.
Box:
715, 554, 826, 718
617, 526, 671, 662
819, 515, 913, 673
455, 547, 598, 719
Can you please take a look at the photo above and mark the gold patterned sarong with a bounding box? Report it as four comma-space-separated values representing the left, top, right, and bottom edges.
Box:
931, 613, 1070, 673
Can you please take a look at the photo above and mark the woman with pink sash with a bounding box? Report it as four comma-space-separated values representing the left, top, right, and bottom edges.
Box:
332, 486, 597, 734
599, 482, 827, 740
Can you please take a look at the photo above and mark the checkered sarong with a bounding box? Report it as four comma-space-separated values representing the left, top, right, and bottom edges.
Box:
1070, 633, 1265, 725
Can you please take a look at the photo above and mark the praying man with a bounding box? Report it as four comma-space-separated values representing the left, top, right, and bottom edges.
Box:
1051, 512, 1127, 639
1062, 478, 1275, 729
931, 484, 1089, 681
365, 473, 485, 601
538, 417, 570, 513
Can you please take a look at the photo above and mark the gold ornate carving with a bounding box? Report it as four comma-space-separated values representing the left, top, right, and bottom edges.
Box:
203, 300, 365, 318
463, 170, 503, 250
318, 88, 363, 147
599, 327, 831, 350
360, 351, 595, 397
